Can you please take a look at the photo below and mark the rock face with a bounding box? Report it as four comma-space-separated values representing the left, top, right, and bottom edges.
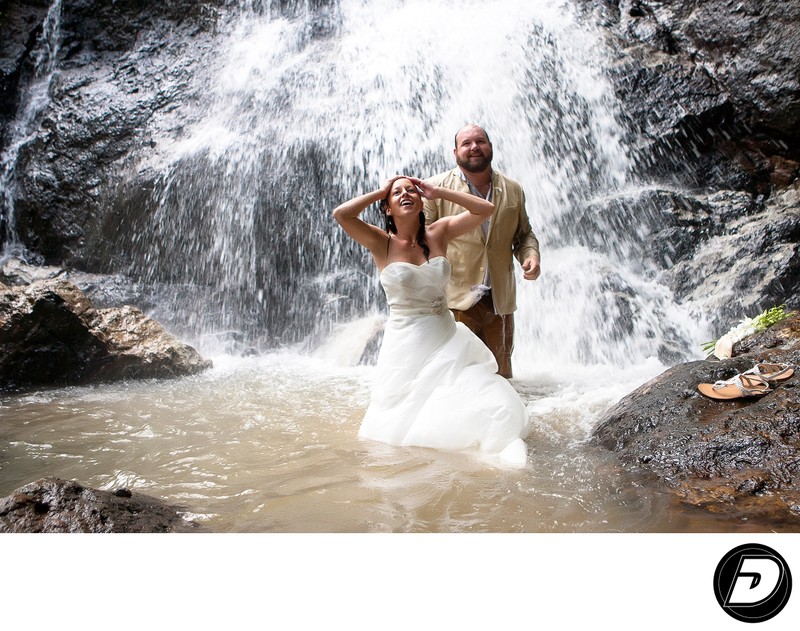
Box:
0, 477, 200, 532
563, 185, 800, 335
2, 0, 226, 266
593, 311, 800, 525
584, 0, 800, 192
564, 0, 800, 336
0, 277, 212, 391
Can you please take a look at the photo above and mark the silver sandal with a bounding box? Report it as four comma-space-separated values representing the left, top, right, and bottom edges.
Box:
742, 362, 794, 383
697, 373, 771, 400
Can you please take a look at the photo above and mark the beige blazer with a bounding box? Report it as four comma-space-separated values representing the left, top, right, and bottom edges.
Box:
423, 168, 540, 315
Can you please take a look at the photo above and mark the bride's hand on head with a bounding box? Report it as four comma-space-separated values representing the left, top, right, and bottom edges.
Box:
380, 175, 406, 197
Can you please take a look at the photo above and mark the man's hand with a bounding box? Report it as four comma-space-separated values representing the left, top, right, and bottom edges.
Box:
521, 256, 540, 280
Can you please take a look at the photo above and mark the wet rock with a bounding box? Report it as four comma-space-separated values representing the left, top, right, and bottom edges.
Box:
569, 186, 800, 329
4, 0, 226, 266
593, 311, 800, 524
578, 0, 800, 192
0, 477, 201, 533
0, 2, 53, 144
663, 187, 800, 326
0, 255, 63, 285
0, 277, 212, 391
0, 255, 149, 308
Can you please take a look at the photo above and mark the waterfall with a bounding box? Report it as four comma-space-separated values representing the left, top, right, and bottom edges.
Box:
0, 0, 63, 263
7, 0, 710, 368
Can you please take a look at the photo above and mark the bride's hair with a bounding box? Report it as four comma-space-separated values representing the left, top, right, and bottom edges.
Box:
378, 197, 430, 261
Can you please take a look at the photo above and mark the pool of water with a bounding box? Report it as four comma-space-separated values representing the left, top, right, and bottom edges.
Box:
0, 352, 776, 533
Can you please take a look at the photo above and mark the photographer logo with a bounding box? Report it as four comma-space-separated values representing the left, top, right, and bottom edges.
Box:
714, 543, 792, 623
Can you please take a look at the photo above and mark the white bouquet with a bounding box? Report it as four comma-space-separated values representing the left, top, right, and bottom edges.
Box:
702, 304, 792, 359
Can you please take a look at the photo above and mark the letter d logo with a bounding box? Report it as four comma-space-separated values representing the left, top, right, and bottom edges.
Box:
714, 543, 792, 622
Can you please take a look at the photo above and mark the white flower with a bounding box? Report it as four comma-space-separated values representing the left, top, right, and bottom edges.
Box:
703, 304, 792, 357
728, 318, 757, 342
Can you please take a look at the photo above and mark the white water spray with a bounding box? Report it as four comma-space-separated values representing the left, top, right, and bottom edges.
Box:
0, 0, 63, 262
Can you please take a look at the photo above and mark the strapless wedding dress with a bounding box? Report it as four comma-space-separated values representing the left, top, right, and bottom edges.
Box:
358, 256, 530, 468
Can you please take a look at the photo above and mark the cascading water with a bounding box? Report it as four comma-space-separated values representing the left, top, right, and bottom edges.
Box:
1, 0, 741, 534
0, 0, 63, 262
105, 0, 708, 367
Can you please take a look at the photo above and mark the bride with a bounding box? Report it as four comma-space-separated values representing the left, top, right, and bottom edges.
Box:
333, 176, 530, 467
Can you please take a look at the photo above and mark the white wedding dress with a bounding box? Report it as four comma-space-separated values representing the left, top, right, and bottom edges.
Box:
358, 256, 530, 468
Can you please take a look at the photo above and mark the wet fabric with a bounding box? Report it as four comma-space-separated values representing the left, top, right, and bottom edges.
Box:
358, 256, 530, 467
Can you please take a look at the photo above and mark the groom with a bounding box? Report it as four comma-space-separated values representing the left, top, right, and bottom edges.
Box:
423, 124, 541, 379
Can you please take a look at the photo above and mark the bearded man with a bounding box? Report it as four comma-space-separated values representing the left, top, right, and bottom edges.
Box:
423, 124, 541, 378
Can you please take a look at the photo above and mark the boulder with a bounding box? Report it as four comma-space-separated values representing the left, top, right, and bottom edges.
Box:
0, 477, 201, 533
593, 310, 800, 525
0, 277, 211, 391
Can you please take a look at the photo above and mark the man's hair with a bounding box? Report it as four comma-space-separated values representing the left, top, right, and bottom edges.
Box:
454, 125, 491, 148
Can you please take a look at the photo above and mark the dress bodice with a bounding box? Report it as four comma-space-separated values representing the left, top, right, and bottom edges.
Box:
380, 256, 450, 317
